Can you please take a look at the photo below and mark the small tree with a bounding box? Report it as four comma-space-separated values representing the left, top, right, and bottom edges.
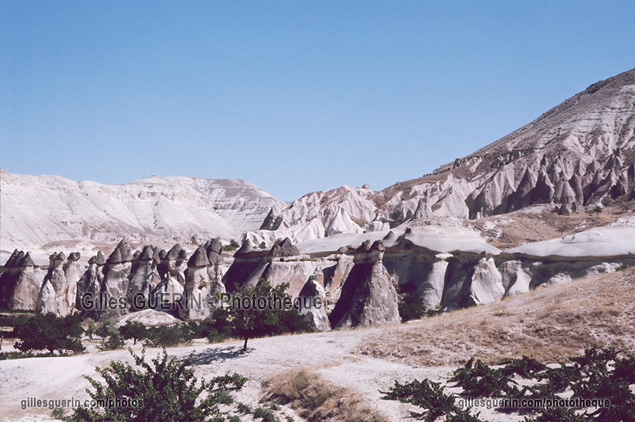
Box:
12, 313, 85, 354
84, 318, 96, 340
224, 280, 311, 352
119, 321, 147, 345
67, 348, 247, 422
95, 315, 124, 351
397, 283, 425, 322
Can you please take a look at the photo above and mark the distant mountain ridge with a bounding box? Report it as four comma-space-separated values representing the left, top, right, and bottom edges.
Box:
0, 170, 285, 250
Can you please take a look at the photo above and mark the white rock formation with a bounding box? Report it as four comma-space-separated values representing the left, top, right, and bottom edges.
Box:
0, 171, 285, 250
297, 273, 331, 332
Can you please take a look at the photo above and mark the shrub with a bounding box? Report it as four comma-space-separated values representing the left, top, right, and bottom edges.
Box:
382, 347, 635, 421
397, 283, 425, 322
66, 348, 247, 422
188, 314, 233, 343
119, 320, 147, 345
98, 332, 125, 351
12, 312, 85, 354
143, 324, 194, 348
95, 315, 125, 351
381, 378, 481, 422
223, 240, 240, 252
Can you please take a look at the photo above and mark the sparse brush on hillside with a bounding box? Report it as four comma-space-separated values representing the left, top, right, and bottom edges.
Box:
359, 268, 635, 366
381, 347, 635, 422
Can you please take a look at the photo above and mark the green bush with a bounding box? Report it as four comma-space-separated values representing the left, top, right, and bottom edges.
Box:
119, 320, 147, 345
382, 347, 635, 422
381, 378, 481, 422
143, 324, 195, 348
397, 283, 425, 322
12, 312, 85, 354
223, 240, 240, 252
187, 315, 233, 343
66, 348, 247, 422
95, 316, 125, 351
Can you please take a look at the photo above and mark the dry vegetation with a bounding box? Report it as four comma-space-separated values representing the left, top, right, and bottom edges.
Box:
263, 368, 388, 422
470, 200, 635, 249
358, 267, 635, 366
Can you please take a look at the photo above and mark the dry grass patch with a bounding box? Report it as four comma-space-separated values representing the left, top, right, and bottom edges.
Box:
358, 267, 635, 366
263, 368, 387, 422
471, 202, 635, 249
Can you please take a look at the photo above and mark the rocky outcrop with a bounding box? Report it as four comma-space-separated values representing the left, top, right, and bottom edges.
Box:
1, 250, 38, 309
270, 238, 300, 258
223, 238, 325, 297
251, 68, 635, 242
329, 241, 400, 328
101, 241, 133, 317
6, 253, 43, 310
179, 246, 218, 320
36, 252, 80, 316
77, 254, 105, 316
297, 273, 331, 332
127, 246, 161, 311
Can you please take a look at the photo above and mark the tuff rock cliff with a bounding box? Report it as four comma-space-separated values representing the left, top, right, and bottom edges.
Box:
254, 68, 635, 243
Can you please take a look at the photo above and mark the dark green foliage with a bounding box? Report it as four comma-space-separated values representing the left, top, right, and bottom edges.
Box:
530, 365, 581, 397
12, 312, 85, 354
95, 316, 124, 351
253, 407, 280, 422
67, 348, 247, 422
84, 318, 96, 340
523, 407, 588, 422
0, 350, 55, 360
118, 320, 147, 345
499, 356, 548, 378
225, 280, 313, 352
450, 357, 522, 398
424, 306, 444, 317
97, 332, 125, 351
237, 402, 252, 414
142, 324, 195, 348
224, 240, 240, 252
381, 378, 481, 422
383, 348, 635, 422
188, 313, 233, 343
397, 283, 424, 322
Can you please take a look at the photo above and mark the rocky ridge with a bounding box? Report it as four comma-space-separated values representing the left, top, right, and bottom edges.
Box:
253, 68, 635, 242
0, 172, 285, 250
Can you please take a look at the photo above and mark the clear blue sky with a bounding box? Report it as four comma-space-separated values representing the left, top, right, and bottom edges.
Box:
2, 1, 635, 201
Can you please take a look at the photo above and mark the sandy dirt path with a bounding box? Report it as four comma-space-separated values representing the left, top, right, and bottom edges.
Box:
0, 325, 520, 421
